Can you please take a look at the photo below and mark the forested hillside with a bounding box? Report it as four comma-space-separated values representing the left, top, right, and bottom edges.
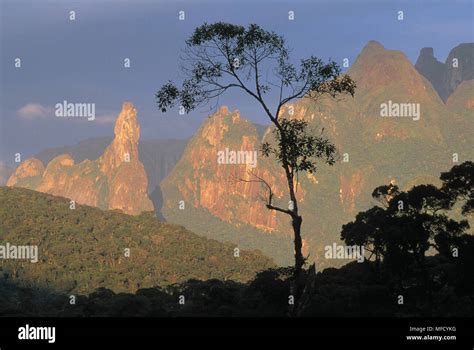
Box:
0, 187, 274, 295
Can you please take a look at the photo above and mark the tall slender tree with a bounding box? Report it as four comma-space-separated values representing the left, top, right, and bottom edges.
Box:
156, 22, 356, 297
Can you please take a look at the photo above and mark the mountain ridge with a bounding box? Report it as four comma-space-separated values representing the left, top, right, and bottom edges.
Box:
7, 102, 154, 215
415, 43, 474, 101
159, 41, 473, 267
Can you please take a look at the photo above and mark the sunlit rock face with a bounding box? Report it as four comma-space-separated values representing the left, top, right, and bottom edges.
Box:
161, 41, 473, 268
161, 106, 285, 232
7, 102, 154, 215
6, 159, 45, 187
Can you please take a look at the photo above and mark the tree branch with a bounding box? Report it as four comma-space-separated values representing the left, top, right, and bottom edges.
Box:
233, 170, 294, 217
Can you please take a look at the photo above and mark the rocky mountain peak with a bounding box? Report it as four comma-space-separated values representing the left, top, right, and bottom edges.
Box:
6, 159, 45, 187
100, 102, 140, 173
160, 40, 472, 267
445, 43, 474, 98
415, 47, 446, 100
361, 40, 385, 54
113, 102, 140, 144
415, 43, 474, 101
419, 47, 435, 58
350, 40, 423, 93
7, 102, 153, 215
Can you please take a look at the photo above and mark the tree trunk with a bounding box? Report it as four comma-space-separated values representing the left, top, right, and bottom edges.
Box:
283, 166, 304, 276
289, 214, 304, 317
283, 165, 306, 315
292, 215, 304, 277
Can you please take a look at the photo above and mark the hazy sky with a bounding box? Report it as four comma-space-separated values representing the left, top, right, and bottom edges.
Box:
1, 0, 473, 165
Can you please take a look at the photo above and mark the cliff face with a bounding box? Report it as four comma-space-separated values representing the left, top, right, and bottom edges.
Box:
415, 43, 474, 101
6, 159, 44, 188
445, 44, 474, 99
7, 102, 154, 215
415, 47, 447, 100
161, 106, 287, 232
33, 136, 188, 219
161, 41, 472, 267
97, 102, 153, 214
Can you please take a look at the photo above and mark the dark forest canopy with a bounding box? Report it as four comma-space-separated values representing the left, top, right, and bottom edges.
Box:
0, 162, 472, 317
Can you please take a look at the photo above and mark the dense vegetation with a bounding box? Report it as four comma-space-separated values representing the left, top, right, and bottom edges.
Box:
0, 187, 274, 295
162, 203, 294, 266
0, 254, 471, 317
0, 163, 472, 317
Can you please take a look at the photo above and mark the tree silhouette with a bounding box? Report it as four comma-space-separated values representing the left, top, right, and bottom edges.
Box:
440, 161, 474, 215
155, 23, 356, 299
341, 163, 472, 310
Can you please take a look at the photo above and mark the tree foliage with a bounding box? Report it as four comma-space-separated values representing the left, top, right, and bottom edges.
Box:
341, 162, 473, 299
261, 119, 337, 176
440, 161, 474, 214
156, 22, 356, 282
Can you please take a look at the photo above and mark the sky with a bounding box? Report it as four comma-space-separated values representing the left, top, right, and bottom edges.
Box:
0, 0, 473, 166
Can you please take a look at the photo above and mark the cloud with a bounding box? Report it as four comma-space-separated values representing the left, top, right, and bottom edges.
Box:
17, 103, 52, 120
16, 103, 118, 125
